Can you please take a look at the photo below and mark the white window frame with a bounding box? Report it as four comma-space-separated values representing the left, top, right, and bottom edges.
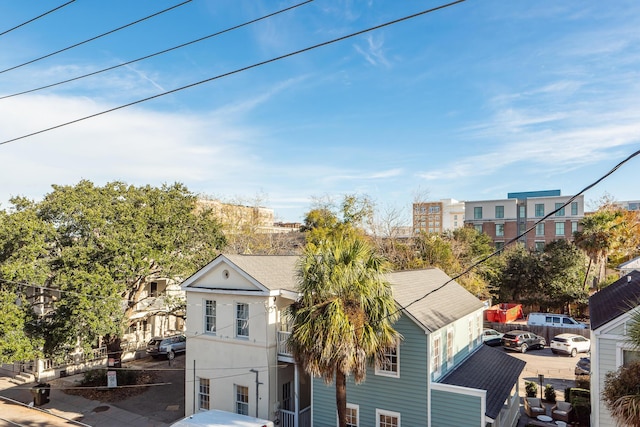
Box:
535, 223, 544, 236
204, 299, 216, 334
555, 222, 565, 236
375, 340, 400, 378
235, 384, 249, 415
476, 313, 482, 345
432, 335, 441, 377
447, 327, 454, 367
376, 409, 401, 427
198, 378, 210, 411
339, 403, 359, 427
235, 302, 249, 338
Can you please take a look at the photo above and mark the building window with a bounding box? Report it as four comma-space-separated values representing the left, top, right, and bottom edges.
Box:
198, 378, 210, 410
432, 335, 441, 375
519, 205, 526, 218
571, 201, 578, 215
429, 206, 440, 213
476, 313, 482, 345
474, 224, 482, 234
495, 205, 504, 219
496, 223, 504, 236
535, 204, 544, 217
149, 281, 158, 297
376, 341, 399, 377
519, 223, 526, 234
555, 203, 565, 216
236, 303, 249, 338
495, 241, 504, 251
571, 221, 578, 233
468, 319, 473, 350
555, 222, 565, 236
345, 404, 359, 427
474, 207, 482, 220
236, 384, 249, 415
205, 300, 216, 334
376, 409, 400, 427
623, 349, 640, 366
454, 214, 458, 220
446, 328, 454, 366
535, 241, 545, 252
535, 223, 544, 236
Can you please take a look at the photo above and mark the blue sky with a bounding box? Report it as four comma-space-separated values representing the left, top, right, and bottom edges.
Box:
0, 1, 639, 223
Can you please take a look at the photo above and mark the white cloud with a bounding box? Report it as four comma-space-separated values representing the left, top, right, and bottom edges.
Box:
353, 34, 390, 67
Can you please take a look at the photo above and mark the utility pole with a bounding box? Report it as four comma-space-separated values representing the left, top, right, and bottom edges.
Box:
249, 369, 263, 418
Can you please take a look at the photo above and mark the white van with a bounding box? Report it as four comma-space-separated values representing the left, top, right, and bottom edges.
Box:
527, 313, 587, 329
171, 410, 275, 427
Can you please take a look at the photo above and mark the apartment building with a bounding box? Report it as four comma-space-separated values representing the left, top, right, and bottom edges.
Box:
464, 190, 584, 251
413, 198, 465, 234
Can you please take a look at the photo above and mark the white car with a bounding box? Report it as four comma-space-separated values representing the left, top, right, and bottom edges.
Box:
550, 333, 590, 357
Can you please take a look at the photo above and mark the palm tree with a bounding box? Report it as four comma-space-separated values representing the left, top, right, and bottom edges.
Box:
573, 209, 622, 290
287, 233, 400, 427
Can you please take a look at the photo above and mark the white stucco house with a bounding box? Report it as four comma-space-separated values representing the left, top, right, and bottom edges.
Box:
617, 256, 640, 277
589, 270, 640, 427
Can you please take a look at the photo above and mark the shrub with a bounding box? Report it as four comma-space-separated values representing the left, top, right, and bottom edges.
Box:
575, 375, 590, 390
603, 361, 640, 426
525, 381, 538, 397
544, 384, 556, 403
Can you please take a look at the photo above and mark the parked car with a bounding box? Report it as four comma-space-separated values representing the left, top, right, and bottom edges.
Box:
147, 334, 187, 359
501, 330, 546, 353
550, 333, 590, 357
527, 312, 587, 329
575, 357, 590, 376
482, 328, 504, 346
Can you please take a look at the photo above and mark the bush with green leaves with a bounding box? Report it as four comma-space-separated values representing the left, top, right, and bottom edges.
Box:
603, 361, 640, 426
525, 381, 538, 397
544, 384, 556, 403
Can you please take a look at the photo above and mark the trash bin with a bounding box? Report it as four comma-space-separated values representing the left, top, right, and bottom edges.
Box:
30, 383, 51, 406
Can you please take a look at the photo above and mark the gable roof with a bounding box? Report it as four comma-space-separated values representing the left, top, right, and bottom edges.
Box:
590, 270, 640, 330
388, 269, 485, 333
220, 254, 300, 292
439, 345, 526, 420
618, 256, 640, 271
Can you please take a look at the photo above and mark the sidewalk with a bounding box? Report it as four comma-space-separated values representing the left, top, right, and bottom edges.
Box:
0, 374, 173, 427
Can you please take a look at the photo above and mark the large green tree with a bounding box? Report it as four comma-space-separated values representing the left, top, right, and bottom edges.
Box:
0, 180, 226, 359
287, 233, 399, 427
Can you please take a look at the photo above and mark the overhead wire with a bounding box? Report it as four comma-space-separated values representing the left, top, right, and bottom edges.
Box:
0, 0, 466, 147
0, 1, 76, 38
0, 0, 193, 75
391, 147, 640, 318
0, 0, 315, 100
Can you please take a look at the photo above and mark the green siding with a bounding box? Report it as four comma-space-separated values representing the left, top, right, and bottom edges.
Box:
312, 315, 428, 426
597, 337, 619, 427
432, 388, 481, 427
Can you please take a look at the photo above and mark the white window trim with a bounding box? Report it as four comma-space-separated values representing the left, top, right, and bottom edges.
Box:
235, 384, 249, 415
338, 403, 360, 427
204, 299, 216, 335
198, 377, 210, 411
432, 335, 442, 378
235, 302, 249, 339
447, 327, 455, 367
476, 313, 482, 346
376, 408, 401, 427
375, 340, 400, 378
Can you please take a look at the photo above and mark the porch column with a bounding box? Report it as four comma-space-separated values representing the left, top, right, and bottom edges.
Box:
294, 363, 300, 427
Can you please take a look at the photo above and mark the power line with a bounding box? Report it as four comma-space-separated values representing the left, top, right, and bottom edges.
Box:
0, 0, 466, 147
395, 147, 640, 316
0, 0, 314, 100
0, 1, 76, 37
0, 0, 193, 75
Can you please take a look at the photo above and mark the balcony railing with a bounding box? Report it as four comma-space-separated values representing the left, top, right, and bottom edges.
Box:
277, 331, 292, 358
279, 406, 311, 427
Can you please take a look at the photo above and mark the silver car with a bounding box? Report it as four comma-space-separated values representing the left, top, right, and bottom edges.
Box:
147, 334, 186, 359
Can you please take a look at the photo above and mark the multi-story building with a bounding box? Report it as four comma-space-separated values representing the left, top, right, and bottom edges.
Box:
464, 190, 584, 251
413, 199, 465, 234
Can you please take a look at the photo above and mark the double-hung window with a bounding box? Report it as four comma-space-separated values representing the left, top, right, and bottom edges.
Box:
236, 303, 249, 338
205, 300, 216, 334
446, 328, 454, 366
555, 222, 565, 236
376, 341, 399, 377
432, 336, 441, 376
495, 223, 504, 237
236, 385, 249, 415
198, 378, 210, 410
474, 224, 483, 234
535, 223, 544, 236
376, 409, 400, 427
571, 201, 578, 215
495, 205, 504, 219
345, 404, 359, 427
555, 202, 565, 216
535, 204, 544, 217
